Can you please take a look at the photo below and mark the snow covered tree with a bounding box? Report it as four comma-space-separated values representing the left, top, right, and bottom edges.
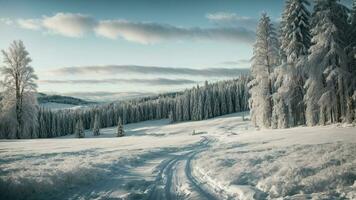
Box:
117, 117, 124, 137
168, 110, 174, 123
347, 0, 356, 99
347, 0, 356, 122
276, 0, 311, 126
93, 113, 100, 136
280, 0, 311, 62
305, 0, 350, 125
249, 13, 280, 128
0, 40, 38, 138
75, 118, 84, 138
203, 81, 213, 119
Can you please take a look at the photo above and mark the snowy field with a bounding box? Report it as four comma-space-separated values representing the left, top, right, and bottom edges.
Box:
0, 113, 355, 200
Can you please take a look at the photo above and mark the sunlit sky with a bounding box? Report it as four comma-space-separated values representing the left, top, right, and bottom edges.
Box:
0, 0, 352, 100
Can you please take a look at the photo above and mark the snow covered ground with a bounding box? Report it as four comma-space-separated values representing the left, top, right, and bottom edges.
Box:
0, 112, 355, 200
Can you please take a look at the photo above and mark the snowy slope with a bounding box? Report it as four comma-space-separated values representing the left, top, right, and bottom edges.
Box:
0, 113, 355, 200
194, 123, 356, 199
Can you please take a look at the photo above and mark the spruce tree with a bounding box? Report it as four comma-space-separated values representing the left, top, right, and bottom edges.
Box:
75, 118, 84, 138
347, 0, 356, 105
117, 117, 124, 137
93, 113, 100, 136
277, 0, 311, 127
249, 13, 279, 128
305, 0, 350, 125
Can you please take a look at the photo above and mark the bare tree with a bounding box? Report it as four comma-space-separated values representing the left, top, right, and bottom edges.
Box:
0, 40, 38, 138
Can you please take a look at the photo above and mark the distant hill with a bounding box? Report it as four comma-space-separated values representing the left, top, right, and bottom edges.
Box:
37, 93, 95, 105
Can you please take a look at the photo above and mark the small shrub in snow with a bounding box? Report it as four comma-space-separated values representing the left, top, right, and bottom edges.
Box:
117, 117, 124, 137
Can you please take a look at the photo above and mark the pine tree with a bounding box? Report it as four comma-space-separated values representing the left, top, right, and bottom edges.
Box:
117, 117, 124, 137
168, 110, 174, 123
204, 87, 213, 119
347, 0, 356, 120
349, 1, 356, 43
38, 110, 47, 138
305, 0, 350, 125
277, 0, 311, 126
75, 118, 84, 138
249, 13, 279, 128
93, 113, 100, 136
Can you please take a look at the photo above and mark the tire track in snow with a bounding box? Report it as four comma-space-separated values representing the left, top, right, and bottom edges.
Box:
185, 150, 217, 200
146, 136, 218, 200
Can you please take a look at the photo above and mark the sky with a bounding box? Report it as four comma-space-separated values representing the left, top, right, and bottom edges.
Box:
0, 0, 353, 101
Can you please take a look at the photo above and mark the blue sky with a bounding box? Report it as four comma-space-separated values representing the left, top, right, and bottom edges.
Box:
0, 0, 352, 100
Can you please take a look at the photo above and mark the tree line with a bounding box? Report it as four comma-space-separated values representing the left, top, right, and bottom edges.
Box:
249, 0, 356, 129
171, 78, 249, 122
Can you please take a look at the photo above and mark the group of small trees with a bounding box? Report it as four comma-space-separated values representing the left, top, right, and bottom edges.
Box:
74, 115, 124, 138
250, 0, 356, 129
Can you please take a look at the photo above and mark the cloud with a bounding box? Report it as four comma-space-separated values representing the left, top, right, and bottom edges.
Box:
17, 19, 42, 30
39, 78, 196, 86
0, 18, 14, 25
4, 12, 255, 44
219, 59, 251, 66
95, 20, 255, 44
42, 13, 97, 37
206, 12, 258, 30
50, 65, 250, 77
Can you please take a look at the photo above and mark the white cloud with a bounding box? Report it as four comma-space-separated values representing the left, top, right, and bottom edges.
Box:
17, 19, 42, 30
0, 18, 14, 25
42, 13, 96, 37
95, 20, 255, 44
3, 12, 255, 44
219, 59, 251, 66
206, 12, 258, 30
50, 65, 250, 77
39, 78, 196, 86
207, 12, 240, 21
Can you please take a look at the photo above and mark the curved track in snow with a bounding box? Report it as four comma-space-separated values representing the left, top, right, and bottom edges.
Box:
63, 136, 223, 200
146, 136, 218, 200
